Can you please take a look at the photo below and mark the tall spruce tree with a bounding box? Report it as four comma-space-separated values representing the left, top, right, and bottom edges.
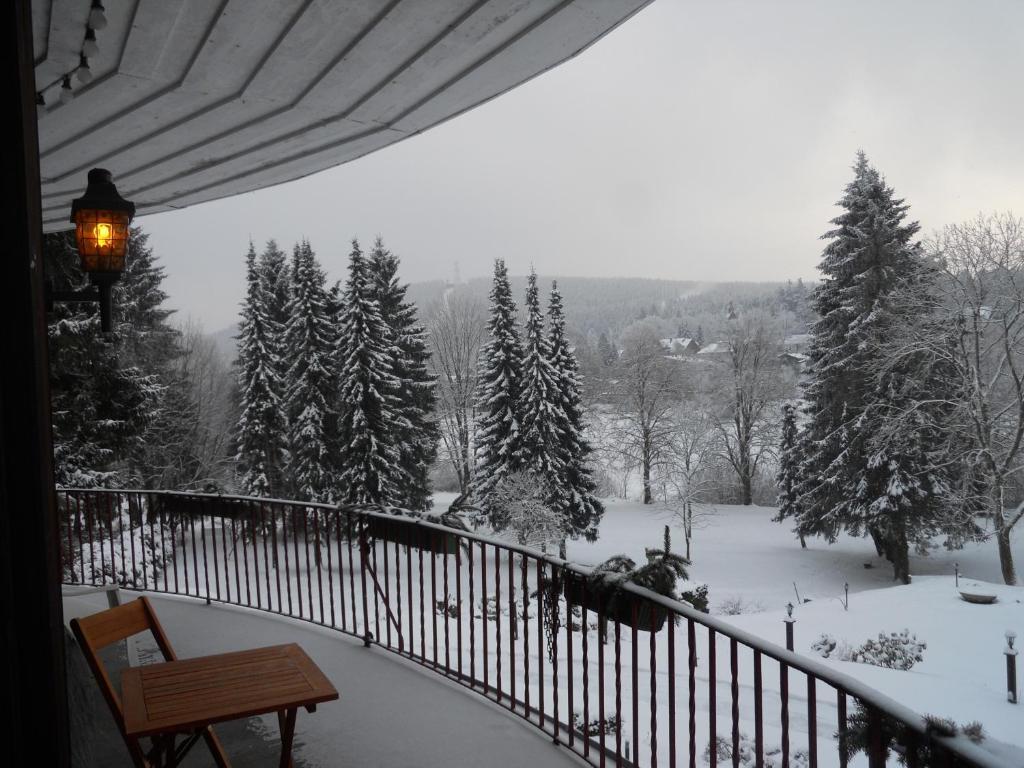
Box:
795, 152, 950, 582
473, 259, 525, 504
335, 239, 407, 505
367, 237, 438, 511
547, 280, 604, 540
47, 231, 156, 488
235, 242, 287, 497
519, 269, 565, 482
258, 239, 291, 385
281, 240, 335, 502
774, 402, 806, 548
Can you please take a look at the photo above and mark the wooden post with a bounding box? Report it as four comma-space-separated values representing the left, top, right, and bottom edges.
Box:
0, 0, 70, 765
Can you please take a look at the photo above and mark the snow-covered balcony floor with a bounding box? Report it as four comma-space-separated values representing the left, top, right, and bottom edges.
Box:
63, 590, 584, 768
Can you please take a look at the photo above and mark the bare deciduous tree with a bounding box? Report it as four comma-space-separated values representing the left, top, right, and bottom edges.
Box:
710, 311, 785, 505
655, 404, 718, 559
927, 213, 1024, 584
427, 292, 486, 495
605, 320, 682, 504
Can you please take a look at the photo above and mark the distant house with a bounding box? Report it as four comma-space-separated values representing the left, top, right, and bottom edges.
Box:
783, 333, 812, 352
659, 337, 699, 355
778, 351, 809, 371
697, 342, 730, 356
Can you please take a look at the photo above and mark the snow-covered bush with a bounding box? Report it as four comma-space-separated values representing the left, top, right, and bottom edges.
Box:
573, 711, 620, 736
850, 630, 925, 670
812, 630, 925, 670
716, 595, 764, 615
681, 584, 710, 613
64, 503, 174, 587
704, 733, 808, 768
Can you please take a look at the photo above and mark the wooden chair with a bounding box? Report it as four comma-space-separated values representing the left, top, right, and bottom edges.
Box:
69, 596, 232, 768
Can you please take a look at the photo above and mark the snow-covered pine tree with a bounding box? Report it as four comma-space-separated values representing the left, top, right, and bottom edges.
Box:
473, 259, 525, 505
258, 239, 291, 382
547, 280, 604, 540
335, 239, 408, 505
795, 152, 952, 582
774, 402, 806, 548
47, 231, 156, 488
518, 269, 565, 482
281, 240, 336, 503
235, 242, 287, 497
367, 237, 438, 511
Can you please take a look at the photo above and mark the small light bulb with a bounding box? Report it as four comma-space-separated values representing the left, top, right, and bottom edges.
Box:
82, 28, 99, 58
77, 57, 92, 85
89, 1, 108, 31
1009, 630, 1018, 649
59, 76, 73, 105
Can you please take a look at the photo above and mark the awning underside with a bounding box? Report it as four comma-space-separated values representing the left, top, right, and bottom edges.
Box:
33, 0, 649, 231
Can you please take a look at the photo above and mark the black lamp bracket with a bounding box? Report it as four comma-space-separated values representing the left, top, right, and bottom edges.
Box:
45, 280, 114, 332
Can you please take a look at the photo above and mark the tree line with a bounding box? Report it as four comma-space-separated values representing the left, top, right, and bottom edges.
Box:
235, 237, 436, 509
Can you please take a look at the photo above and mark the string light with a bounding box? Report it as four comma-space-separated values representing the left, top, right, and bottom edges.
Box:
76, 56, 92, 85
88, 1, 108, 31
58, 75, 74, 105
82, 27, 99, 58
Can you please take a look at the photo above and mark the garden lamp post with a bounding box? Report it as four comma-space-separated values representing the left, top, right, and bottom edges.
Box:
1007, 630, 1018, 704
49, 168, 135, 332
784, 602, 795, 651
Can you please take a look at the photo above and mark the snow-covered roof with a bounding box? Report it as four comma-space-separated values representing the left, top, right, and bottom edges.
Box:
697, 342, 729, 355
34, 0, 652, 231
659, 337, 697, 350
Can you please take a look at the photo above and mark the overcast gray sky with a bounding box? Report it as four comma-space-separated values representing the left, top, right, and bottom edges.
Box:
138, 0, 1024, 332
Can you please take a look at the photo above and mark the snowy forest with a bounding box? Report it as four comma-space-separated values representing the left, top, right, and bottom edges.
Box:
49, 152, 1024, 587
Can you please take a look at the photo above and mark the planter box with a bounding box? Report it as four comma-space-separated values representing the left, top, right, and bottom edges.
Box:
364, 516, 462, 555
562, 571, 668, 632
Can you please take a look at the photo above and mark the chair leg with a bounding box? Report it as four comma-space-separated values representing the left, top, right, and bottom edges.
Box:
277, 708, 297, 768
201, 724, 232, 768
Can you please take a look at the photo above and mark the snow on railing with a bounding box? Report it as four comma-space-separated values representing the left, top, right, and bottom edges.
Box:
58, 488, 999, 768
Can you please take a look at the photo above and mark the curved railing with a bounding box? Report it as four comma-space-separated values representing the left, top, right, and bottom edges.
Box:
57, 489, 997, 768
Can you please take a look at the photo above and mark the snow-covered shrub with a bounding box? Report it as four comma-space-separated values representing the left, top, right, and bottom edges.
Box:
840, 704, 984, 766
573, 711, 620, 736
850, 630, 925, 671
704, 733, 808, 768
681, 584, 710, 613
434, 598, 459, 619
810, 634, 852, 660
63, 501, 174, 587
716, 595, 764, 616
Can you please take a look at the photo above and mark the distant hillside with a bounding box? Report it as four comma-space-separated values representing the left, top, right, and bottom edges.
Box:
212, 275, 810, 359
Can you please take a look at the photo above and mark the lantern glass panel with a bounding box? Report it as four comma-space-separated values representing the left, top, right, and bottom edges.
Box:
74, 209, 131, 274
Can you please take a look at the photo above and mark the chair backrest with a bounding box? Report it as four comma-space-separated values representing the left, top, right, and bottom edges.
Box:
69, 597, 176, 734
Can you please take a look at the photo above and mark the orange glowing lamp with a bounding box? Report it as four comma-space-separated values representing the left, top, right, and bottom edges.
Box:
70, 168, 135, 277
63, 168, 135, 331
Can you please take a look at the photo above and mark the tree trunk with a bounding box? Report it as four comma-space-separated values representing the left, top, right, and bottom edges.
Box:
992, 483, 1018, 585
798, 533, 807, 549
642, 453, 652, 505
868, 525, 886, 557
997, 529, 1016, 586
740, 471, 752, 506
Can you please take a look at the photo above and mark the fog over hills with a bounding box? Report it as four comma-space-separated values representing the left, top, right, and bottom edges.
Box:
210, 275, 806, 359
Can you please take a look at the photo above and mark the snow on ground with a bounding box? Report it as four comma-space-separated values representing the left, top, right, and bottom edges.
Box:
560, 499, 1024, 762
564, 500, 1022, 613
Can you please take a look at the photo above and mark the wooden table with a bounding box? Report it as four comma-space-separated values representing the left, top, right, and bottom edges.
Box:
121, 643, 338, 768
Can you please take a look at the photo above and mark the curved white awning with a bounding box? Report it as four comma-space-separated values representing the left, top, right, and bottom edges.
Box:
33, 0, 650, 231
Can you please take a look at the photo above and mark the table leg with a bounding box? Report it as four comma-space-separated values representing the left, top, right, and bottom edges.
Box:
277, 708, 298, 768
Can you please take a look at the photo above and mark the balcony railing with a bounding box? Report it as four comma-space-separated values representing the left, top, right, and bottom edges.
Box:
57, 489, 998, 768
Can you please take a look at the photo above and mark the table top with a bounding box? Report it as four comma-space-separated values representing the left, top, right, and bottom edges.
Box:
121, 643, 338, 737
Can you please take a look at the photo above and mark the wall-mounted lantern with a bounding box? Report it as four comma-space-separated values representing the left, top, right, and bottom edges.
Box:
49, 168, 135, 332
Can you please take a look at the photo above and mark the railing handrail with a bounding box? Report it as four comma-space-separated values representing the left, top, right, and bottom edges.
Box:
58, 487, 1003, 768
